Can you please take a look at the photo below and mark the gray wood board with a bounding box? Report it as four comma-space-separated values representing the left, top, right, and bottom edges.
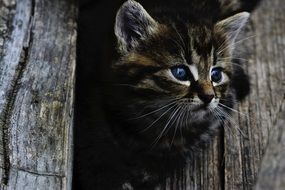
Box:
0, 0, 77, 189
255, 106, 285, 189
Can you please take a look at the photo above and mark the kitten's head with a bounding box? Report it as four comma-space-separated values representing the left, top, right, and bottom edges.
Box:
111, 0, 250, 150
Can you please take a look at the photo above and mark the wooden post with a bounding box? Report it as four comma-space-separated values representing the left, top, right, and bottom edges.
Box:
0, 0, 77, 189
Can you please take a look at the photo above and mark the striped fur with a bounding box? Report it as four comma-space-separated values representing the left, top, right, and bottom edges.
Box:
107, 0, 250, 154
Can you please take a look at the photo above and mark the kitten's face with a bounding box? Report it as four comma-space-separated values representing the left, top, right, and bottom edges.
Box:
112, 0, 249, 149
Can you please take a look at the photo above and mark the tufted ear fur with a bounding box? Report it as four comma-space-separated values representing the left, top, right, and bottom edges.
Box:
215, 12, 250, 53
115, 0, 158, 53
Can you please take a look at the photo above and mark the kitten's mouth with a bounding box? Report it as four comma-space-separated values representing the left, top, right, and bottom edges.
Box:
192, 104, 207, 111
192, 99, 219, 111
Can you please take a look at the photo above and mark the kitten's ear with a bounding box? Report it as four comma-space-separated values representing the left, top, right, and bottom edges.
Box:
115, 0, 158, 53
215, 12, 250, 51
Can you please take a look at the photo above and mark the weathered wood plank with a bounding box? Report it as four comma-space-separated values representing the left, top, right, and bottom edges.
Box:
166, 137, 222, 190
0, 0, 77, 189
156, 136, 222, 190
224, 0, 285, 189
8, 168, 64, 190
0, 0, 32, 185
185, 138, 222, 190
255, 105, 285, 189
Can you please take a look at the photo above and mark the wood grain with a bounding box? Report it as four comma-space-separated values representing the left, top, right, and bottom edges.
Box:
0, 0, 77, 189
255, 108, 285, 189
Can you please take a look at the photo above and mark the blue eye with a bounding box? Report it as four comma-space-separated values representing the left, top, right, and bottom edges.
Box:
171, 65, 189, 81
211, 68, 222, 83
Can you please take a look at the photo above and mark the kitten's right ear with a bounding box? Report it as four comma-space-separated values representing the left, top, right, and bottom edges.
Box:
215, 12, 250, 53
115, 0, 158, 53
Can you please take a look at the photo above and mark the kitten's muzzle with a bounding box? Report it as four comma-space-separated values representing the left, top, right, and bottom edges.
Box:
198, 94, 214, 104
191, 80, 215, 104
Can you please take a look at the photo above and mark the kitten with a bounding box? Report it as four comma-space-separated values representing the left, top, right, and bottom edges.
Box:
106, 0, 251, 155
75, 0, 260, 189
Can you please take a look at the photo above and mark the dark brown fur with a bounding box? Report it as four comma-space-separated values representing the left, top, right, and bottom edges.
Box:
108, 0, 243, 152
73, 0, 260, 189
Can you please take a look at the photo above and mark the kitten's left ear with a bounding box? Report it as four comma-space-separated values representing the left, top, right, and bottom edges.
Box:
215, 12, 250, 51
115, 0, 158, 53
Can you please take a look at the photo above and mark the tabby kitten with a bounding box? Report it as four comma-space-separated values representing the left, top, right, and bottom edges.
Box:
107, 0, 251, 155
74, 0, 261, 189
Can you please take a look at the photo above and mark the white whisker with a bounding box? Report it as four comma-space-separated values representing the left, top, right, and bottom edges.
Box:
129, 100, 178, 120
215, 106, 247, 138
113, 83, 139, 88
217, 35, 256, 54
171, 105, 185, 147
140, 104, 177, 133
218, 102, 247, 116
151, 105, 181, 148
219, 57, 248, 62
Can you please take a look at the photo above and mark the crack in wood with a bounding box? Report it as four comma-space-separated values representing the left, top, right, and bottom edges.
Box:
0, 0, 35, 185
0, 166, 65, 178
220, 129, 226, 190
0, 0, 77, 188
0, 1, 17, 186
0, 47, 29, 185
11, 167, 65, 178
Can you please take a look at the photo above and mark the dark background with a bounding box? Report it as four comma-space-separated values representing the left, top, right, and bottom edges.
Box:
74, 1, 124, 189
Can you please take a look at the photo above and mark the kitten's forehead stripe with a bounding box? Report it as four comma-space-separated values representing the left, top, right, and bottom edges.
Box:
172, 22, 193, 65
186, 25, 215, 79
191, 46, 200, 66
189, 65, 199, 81
213, 48, 217, 65
190, 26, 213, 58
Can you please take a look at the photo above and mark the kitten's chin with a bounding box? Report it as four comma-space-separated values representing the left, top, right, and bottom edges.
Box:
186, 100, 220, 123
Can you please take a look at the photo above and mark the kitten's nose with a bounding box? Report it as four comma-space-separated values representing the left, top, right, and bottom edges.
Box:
192, 80, 215, 104
198, 94, 214, 104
